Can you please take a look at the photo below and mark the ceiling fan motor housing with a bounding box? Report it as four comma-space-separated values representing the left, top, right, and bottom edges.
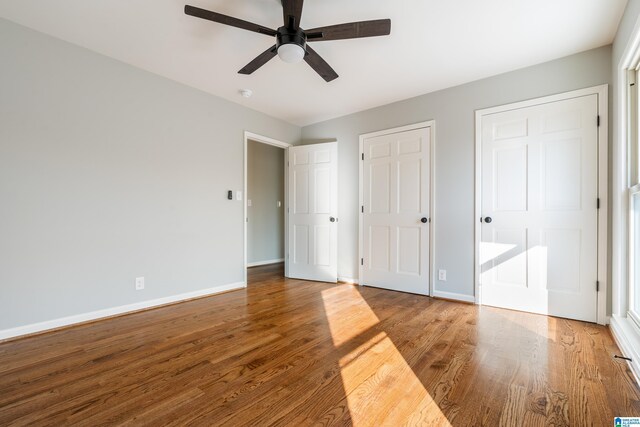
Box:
276, 26, 307, 52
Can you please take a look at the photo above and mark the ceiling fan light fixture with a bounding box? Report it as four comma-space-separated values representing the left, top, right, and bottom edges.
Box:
277, 43, 305, 63
184, 2, 391, 82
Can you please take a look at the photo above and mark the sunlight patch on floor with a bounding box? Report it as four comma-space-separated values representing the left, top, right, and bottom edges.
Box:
321, 287, 452, 426
321, 286, 381, 347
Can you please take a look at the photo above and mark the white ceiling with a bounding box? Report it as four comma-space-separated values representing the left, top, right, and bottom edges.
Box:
0, 0, 628, 126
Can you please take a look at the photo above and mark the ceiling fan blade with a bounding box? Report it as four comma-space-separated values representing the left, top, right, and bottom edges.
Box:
185, 5, 277, 37
238, 45, 278, 75
304, 45, 338, 82
282, 0, 304, 29
306, 19, 391, 41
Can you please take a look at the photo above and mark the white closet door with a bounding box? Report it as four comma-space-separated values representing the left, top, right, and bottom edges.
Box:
361, 127, 431, 295
480, 94, 598, 322
287, 142, 338, 282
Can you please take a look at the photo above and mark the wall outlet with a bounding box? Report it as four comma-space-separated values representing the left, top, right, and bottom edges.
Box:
135, 276, 145, 290
438, 270, 447, 281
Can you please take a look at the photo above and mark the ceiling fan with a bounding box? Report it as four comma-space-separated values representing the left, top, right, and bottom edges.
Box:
184, 1, 391, 82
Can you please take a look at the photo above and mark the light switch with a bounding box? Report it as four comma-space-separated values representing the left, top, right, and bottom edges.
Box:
236, 191, 242, 201
277, 201, 281, 207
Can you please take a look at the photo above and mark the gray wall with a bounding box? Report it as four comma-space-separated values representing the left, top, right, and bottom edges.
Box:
0, 19, 300, 331
302, 45, 612, 300
0, 13, 621, 331
247, 140, 285, 264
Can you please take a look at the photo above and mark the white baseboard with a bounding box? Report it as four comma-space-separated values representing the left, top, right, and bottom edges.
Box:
0, 281, 246, 342
432, 289, 476, 303
338, 277, 359, 285
609, 314, 640, 385
247, 258, 284, 267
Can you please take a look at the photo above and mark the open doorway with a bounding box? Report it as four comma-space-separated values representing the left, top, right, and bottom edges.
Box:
243, 132, 291, 285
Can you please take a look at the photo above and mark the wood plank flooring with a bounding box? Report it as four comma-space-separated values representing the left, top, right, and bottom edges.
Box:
1, 263, 639, 426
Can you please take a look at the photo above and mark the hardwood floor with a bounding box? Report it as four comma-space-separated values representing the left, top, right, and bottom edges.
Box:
1, 263, 639, 426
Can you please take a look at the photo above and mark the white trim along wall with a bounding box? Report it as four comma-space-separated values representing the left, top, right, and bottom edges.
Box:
0, 282, 244, 342
474, 85, 609, 325
358, 121, 437, 297
247, 258, 285, 268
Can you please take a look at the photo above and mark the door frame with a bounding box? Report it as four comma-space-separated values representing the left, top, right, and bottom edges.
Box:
243, 131, 292, 284
474, 85, 609, 324
358, 120, 436, 295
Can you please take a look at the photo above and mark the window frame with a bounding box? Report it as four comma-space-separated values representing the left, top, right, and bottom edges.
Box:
611, 12, 640, 384
628, 184, 640, 329
627, 67, 640, 331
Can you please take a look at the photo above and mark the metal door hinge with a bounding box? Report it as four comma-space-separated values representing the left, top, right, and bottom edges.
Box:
597, 198, 600, 209
596, 281, 600, 292
361, 153, 364, 160
597, 115, 601, 127
361, 258, 364, 266
361, 205, 364, 213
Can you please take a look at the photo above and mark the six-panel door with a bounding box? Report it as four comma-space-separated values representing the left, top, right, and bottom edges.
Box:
361, 127, 431, 295
480, 94, 599, 322
287, 142, 338, 282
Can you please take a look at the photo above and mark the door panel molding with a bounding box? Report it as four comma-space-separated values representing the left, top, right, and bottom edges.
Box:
474, 85, 608, 324
288, 142, 338, 282
359, 121, 436, 296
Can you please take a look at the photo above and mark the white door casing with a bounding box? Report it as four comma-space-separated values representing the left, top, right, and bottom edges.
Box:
479, 94, 599, 322
360, 126, 432, 295
287, 142, 338, 282
243, 132, 292, 283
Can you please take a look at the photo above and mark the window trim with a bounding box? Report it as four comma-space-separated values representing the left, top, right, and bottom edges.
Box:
610, 11, 640, 385
628, 185, 640, 330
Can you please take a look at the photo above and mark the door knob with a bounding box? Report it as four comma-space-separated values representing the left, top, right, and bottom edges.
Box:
421, 217, 428, 223
484, 217, 492, 223
330, 217, 336, 222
